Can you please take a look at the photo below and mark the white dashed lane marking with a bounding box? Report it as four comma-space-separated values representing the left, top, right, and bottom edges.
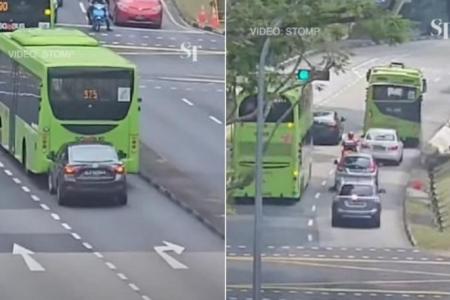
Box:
71, 232, 81, 240
209, 115, 223, 125
61, 223, 72, 230
51, 213, 60, 221
315, 192, 320, 199
21, 186, 30, 193
40, 204, 50, 211
181, 98, 194, 106
31, 195, 40, 201
12, 177, 21, 184
4, 169, 12, 176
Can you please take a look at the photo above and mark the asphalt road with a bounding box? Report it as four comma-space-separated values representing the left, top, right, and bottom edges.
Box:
227, 39, 450, 299
0, 2, 225, 300
57, 0, 225, 199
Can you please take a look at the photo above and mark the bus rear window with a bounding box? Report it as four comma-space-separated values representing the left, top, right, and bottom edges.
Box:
372, 85, 417, 101
238, 95, 293, 123
48, 68, 134, 121
0, 0, 50, 30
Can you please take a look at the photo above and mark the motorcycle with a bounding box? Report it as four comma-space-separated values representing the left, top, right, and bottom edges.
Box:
91, 3, 106, 32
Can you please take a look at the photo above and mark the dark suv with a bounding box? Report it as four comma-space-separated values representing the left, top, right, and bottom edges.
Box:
48, 142, 127, 205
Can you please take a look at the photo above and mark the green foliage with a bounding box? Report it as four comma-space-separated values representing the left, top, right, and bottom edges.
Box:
226, 0, 412, 107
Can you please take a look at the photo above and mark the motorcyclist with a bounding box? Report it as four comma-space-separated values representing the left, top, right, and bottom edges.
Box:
341, 131, 359, 155
87, 0, 112, 31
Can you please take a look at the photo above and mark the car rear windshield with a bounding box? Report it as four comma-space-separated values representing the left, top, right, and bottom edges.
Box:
340, 185, 374, 197
69, 145, 118, 163
368, 133, 395, 141
343, 156, 371, 169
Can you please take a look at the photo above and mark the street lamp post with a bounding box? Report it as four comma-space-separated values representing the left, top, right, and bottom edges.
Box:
253, 18, 283, 300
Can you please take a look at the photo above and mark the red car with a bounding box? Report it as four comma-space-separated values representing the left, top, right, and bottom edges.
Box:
109, 0, 163, 29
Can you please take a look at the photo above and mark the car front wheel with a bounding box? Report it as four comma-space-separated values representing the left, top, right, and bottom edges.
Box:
372, 212, 381, 228
117, 192, 127, 205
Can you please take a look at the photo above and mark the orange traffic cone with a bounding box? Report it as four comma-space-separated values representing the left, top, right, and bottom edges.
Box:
197, 5, 207, 29
209, 6, 220, 29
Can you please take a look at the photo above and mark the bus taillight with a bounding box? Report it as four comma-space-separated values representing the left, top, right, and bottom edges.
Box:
130, 135, 138, 152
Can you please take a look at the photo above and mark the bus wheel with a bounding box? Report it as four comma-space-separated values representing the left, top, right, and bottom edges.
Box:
48, 173, 56, 195
22, 141, 29, 175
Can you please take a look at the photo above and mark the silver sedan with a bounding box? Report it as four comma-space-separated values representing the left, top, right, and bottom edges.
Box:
360, 128, 404, 165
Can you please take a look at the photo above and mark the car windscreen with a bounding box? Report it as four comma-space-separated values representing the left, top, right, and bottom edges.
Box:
69, 145, 118, 163
372, 85, 417, 101
48, 67, 134, 121
238, 95, 293, 123
343, 156, 371, 169
340, 185, 374, 197
0, 0, 50, 29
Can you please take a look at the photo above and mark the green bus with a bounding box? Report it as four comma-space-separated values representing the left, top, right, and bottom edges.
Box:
364, 62, 427, 147
231, 84, 313, 201
0, 0, 57, 31
0, 28, 141, 174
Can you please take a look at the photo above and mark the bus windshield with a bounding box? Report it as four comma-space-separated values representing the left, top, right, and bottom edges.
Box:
238, 95, 293, 123
0, 0, 51, 31
372, 85, 417, 101
48, 68, 134, 121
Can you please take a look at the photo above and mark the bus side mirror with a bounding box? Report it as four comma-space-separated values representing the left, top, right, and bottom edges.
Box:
47, 152, 55, 161
340, 116, 346, 122
422, 79, 427, 93
118, 151, 127, 160
138, 98, 142, 103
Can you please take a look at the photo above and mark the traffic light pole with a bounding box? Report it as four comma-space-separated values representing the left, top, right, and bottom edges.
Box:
253, 17, 282, 300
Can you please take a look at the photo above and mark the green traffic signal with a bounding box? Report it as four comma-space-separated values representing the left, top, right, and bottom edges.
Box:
297, 69, 311, 81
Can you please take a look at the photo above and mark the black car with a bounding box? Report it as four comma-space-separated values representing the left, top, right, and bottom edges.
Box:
332, 180, 384, 228
48, 143, 127, 205
312, 111, 345, 145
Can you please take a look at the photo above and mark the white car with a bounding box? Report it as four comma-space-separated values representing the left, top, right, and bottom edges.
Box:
360, 128, 403, 165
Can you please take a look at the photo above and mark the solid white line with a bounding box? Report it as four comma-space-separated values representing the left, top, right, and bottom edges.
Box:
117, 273, 128, 280
12, 178, 21, 184
82, 242, 93, 250
315, 192, 320, 199
158, 76, 224, 84
308, 234, 313, 242
61, 223, 71, 230
40, 204, 50, 210
71, 233, 81, 240
312, 205, 317, 212
308, 219, 314, 227
93, 252, 104, 258
51, 213, 60, 221
31, 195, 40, 202
4, 169, 12, 176
79, 2, 86, 14
159, 0, 190, 30
209, 116, 223, 124
21, 186, 30, 193
105, 262, 117, 270
181, 98, 194, 106
128, 283, 140, 291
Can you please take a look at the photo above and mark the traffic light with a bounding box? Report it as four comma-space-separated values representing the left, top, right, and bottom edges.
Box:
297, 69, 330, 82
297, 69, 311, 81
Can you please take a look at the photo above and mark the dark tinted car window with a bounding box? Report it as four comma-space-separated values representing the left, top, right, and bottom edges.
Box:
69, 145, 118, 163
343, 156, 371, 169
239, 95, 293, 123
340, 185, 374, 196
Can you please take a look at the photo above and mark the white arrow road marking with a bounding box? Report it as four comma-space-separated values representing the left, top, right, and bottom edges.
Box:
12, 244, 45, 272
154, 241, 188, 270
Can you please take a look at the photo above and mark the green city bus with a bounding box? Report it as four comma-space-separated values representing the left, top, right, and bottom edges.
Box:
231, 83, 313, 201
0, 28, 140, 174
364, 62, 427, 147
0, 0, 56, 31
